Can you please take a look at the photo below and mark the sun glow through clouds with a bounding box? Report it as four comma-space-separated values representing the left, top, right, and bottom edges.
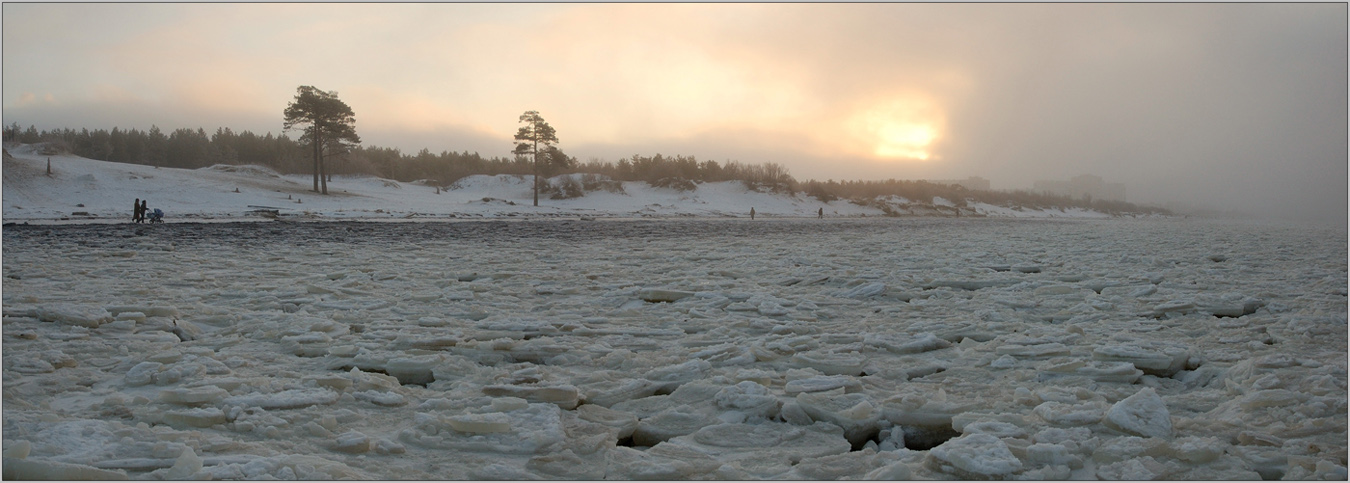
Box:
848, 95, 944, 161
874, 122, 937, 160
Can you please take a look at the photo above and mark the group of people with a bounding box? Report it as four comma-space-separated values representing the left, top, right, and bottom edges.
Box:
131, 198, 150, 223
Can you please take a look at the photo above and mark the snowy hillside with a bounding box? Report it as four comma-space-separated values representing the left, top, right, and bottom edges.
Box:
3, 144, 1124, 223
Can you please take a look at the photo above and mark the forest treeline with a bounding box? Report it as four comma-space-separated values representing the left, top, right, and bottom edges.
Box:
1, 123, 528, 184
3, 123, 1168, 215
0, 123, 795, 193
799, 179, 1169, 216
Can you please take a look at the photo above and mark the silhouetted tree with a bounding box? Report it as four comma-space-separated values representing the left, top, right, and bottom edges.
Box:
512, 110, 558, 206
543, 145, 575, 172
20, 125, 39, 144
145, 125, 167, 166
284, 86, 360, 194
3, 122, 20, 142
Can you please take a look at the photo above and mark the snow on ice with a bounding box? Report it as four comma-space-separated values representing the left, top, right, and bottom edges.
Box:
2, 148, 1347, 480
3, 217, 1344, 480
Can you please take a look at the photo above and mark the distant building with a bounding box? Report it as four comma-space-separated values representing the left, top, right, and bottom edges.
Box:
927, 176, 990, 192
1033, 174, 1126, 202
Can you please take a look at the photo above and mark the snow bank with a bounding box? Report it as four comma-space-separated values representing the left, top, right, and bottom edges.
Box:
2, 145, 1153, 222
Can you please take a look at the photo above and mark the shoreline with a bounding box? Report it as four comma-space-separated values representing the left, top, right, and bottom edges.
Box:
1, 212, 1176, 227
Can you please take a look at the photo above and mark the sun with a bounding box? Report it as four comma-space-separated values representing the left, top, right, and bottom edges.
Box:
874, 122, 938, 160
847, 95, 943, 161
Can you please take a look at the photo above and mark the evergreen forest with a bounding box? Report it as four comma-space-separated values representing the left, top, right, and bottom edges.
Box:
2, 122, 1168, 216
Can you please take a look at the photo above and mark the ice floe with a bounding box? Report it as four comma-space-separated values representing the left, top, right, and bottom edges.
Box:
1, 217, 1344, 479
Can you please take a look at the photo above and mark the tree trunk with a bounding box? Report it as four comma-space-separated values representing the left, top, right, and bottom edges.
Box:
532, 138, 539, 206
312, 131, 321, 192
319, 149, 328, 195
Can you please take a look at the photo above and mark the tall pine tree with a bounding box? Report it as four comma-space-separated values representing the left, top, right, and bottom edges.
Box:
512, 110, 558, 206
283, 86, 360, 194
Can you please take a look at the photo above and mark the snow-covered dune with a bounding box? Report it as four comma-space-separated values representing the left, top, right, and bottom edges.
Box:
4, 145, 1128, 223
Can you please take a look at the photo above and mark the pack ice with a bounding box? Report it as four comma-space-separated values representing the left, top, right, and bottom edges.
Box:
2, 218, 1345, 480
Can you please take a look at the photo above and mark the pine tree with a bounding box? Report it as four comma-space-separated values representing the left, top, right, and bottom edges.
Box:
283, 86, 360, 194
511, 111, 559, 206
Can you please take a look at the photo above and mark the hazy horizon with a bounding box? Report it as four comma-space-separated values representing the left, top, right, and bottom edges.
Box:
4, 3, 1345, 225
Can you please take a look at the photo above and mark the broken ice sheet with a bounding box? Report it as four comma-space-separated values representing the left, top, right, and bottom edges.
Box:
1, 218, 1344, 480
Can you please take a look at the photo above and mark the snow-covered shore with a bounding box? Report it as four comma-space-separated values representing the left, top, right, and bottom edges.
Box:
3, 144, 1130, 223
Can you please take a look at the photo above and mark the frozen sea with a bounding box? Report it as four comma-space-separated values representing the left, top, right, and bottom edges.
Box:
2, 217, 1346, 480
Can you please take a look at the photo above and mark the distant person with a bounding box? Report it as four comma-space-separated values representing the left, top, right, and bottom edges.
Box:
818, 207, 823, 219
750, 207, 756, 220
140, 200, 148, 224
133, 198, 141, 223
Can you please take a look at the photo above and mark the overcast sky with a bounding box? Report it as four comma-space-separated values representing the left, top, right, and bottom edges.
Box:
3, 3, 1345, 225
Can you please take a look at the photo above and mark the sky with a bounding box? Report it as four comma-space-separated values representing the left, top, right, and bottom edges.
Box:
3, 3, 1346, 225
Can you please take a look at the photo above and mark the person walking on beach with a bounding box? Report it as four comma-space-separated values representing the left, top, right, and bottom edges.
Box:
818, 207, 823, 219
750, 207, 756, 220
139, 200, 148, 223
133, 198, 141, 223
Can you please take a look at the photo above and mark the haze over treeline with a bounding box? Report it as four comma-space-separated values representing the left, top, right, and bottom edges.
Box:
2, 122, 1167, 217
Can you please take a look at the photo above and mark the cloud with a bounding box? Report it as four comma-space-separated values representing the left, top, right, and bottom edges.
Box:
12, 92, 55, 108
434, 4, 818, 145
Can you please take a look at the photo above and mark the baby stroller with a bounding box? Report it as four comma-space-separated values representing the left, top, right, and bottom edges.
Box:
148, 208, 164, 224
